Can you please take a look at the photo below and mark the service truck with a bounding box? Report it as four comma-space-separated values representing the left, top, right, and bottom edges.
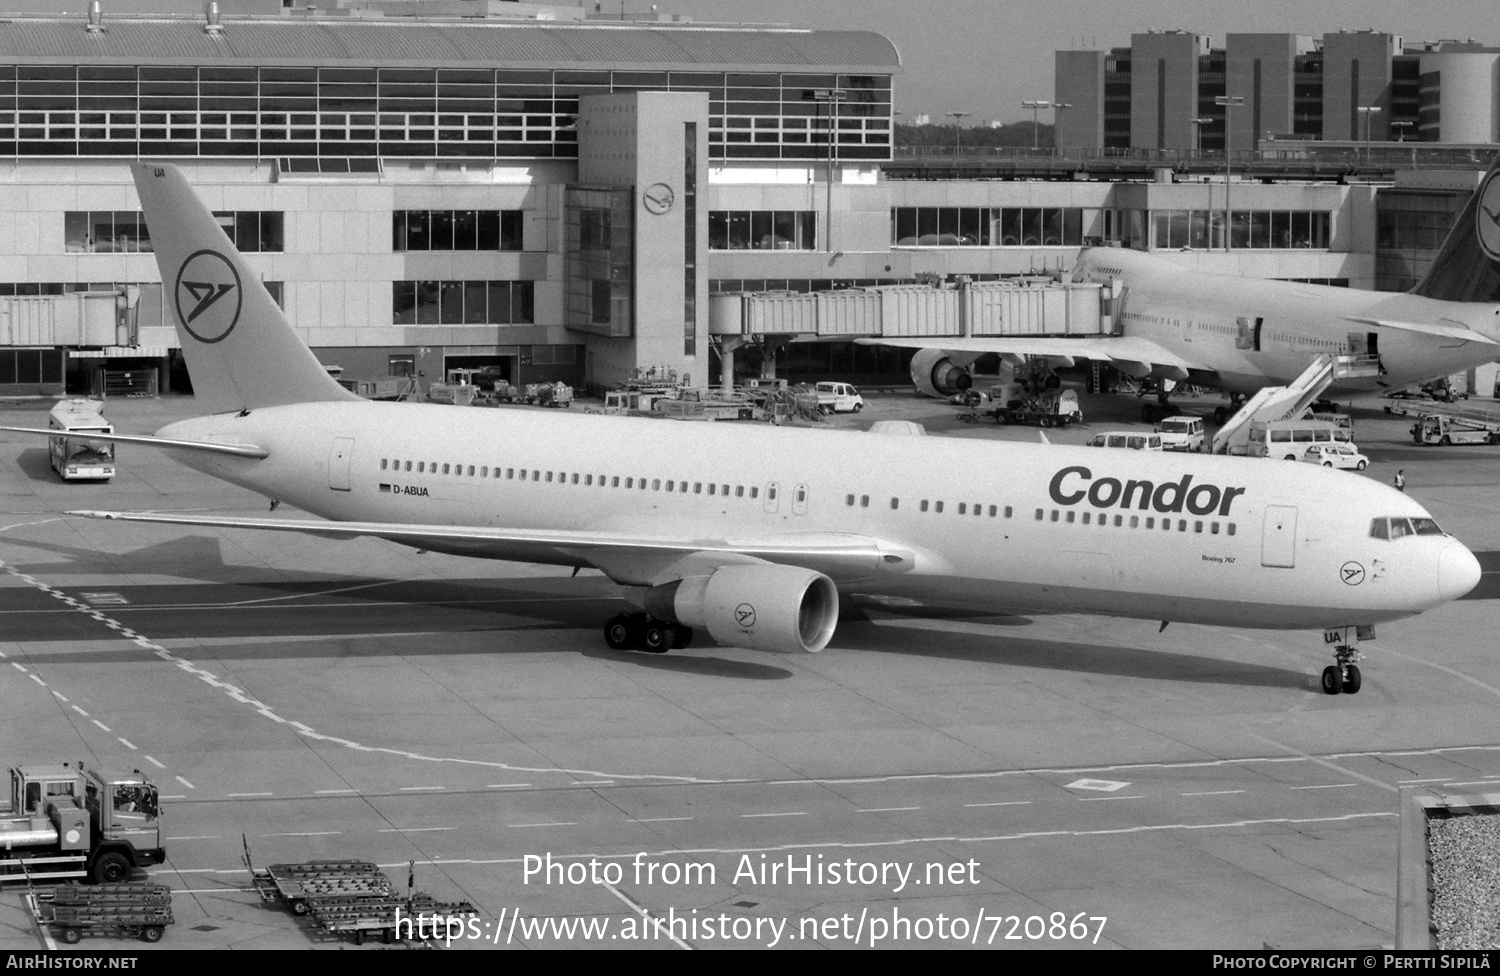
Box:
47, 399, 114, 481
0, 762, 165, 884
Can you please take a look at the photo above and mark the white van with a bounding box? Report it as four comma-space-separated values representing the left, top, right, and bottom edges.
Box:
1248, 418, 1356, 459
813, 381, 864, 414
1086, 431, 1164, 451
1154, 416, 1204, 452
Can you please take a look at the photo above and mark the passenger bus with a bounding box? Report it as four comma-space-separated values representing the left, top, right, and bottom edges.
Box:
48, 399, 115, 481
1247, 417, 1355, 459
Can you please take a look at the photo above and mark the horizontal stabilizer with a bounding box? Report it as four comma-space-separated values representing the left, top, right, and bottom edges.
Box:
1, 426, 268, 459
1343, 316, 1500, 345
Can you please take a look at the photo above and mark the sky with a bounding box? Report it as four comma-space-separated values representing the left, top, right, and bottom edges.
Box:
640, 0, 1499, 125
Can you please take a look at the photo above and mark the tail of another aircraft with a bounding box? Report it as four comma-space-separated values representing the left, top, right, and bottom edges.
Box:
131, 162, 356, 413
1409, 150, 1500, 304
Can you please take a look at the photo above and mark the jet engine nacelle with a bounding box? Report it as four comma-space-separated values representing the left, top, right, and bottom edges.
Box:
910, 348, 974, 399
644, 564, 839, 653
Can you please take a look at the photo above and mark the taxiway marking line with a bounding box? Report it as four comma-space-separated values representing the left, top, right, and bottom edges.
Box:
10, 661, 24, 671
91, 719, 111, 732
857, 806, 920, 813
1183, 790, 1245, 797
400, 786, 446, 792
316, 789, 357, 794
227, 792, 273, 797
1289, 783, 1358, 791
151, 811, 1405, 879
71, 705, 88, 717
1247, 733, 1399, 795
166, 836, 218, 841
29, 674, 45, 687
1397, 778, 1453, 784
175, 776, 195, 789
1078, 795, 1146, 802
601, 881, 692, 951
507, 822, 577, 829
262, 831, 341, 837
1442, 780, 1500, 788
51, 691, 66, 702
741, 812, 807, 818
117, 737, 137, 750
487, 784, 531, 789
144, 756, 165, 768
632, 817, 694, 823
965, 801, 1031, 808
379, 827, 455, 833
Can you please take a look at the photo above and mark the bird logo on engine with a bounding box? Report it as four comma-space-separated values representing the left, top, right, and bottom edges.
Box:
734, 603, 757, 628
174, 249, 243, 344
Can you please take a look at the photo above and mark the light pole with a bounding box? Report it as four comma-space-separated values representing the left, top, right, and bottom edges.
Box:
1190, 117, 1214, 246
1021, 99, 1068, 150
946, 111, 971, 155
1357, 105, 1382, 162
810, 88, 847, 253
1214, 95, 1243, 250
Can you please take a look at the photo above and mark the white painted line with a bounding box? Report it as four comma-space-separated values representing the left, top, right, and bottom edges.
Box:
857, 806, 920, 813
1442, 780, 1500, 788
379, 827, 456, 833
507, 822, 578, 829
29, 674, 45, 687
632, 817, 694, 823
51, 691, 67, 702
91, 719, 111, 732
1078, 795, 1147, 802
399, 786, 446, 792
117, 737, 137, 750
1397, 778, 1454, 784
601, 881, 691, 951
144, 755, 165, 769
575, 780, 615, 786
1289, 783, 1358, 791
160, 795, 186, 801
262, 831, 341, 838
741, 812, 807, 818
0, 650, 7, 657
1182, 790, 1245, 797
964, 800, 1032, 808
175, 776, 195, 789
71, 705, 88, 717
167, 836, 219, 841
11, 661, 26, 671
315, 789, 357, 794
227, 792, 273, 797
486, 783, 531, 789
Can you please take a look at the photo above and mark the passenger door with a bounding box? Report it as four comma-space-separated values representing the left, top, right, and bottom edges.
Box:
328, 437, 354, 491
1261, 505, 1297, 568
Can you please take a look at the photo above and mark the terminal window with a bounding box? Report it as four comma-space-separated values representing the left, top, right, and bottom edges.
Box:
393, 210, 521, 252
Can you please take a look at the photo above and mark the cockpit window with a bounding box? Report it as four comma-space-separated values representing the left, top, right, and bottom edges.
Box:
1371, 516, 1444, 540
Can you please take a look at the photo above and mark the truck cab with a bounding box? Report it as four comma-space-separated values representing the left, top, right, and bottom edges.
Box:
813, 382, 864, 414
1, 763, 165, 884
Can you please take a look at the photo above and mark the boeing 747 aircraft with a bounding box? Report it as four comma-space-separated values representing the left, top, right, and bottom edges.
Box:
3, 164, 1483, 696
892, 156, 1500, 408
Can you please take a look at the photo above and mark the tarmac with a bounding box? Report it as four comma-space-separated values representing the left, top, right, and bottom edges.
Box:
1, 385, 1497, 950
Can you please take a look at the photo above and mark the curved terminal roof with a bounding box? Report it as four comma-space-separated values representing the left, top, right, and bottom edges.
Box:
0, 17, 901, 72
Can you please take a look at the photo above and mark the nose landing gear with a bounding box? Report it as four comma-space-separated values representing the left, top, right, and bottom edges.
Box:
1320, 644, 1363, 695
603, 612, 695, 654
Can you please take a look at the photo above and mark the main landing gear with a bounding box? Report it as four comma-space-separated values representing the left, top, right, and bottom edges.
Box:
604, 612, 694, 654
1320, 644, 1362, 695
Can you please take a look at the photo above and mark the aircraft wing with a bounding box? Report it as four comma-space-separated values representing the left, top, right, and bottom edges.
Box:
0, 427, 269, 459
67, 510, 920, 585
1342, 317, 1500, 345
856, 335, 1203, 372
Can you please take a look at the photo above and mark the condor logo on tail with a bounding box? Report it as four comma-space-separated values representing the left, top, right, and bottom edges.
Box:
1476, 170, 1500, 263
174, 249, 242, 344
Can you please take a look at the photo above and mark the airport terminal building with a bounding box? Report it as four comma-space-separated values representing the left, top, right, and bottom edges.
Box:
0, 1, 1491, 397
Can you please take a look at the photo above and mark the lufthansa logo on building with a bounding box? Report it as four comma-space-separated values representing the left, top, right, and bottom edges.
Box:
734, 603, 756, 628
1476, 171, 1500, 263
174, 249, 243, 344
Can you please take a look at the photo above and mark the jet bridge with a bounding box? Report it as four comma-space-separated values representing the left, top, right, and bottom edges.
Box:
1212, 353, 1378, 455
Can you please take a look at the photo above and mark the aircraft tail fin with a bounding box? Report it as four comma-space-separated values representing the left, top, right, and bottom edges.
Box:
1409, 150, 1500, 304
130, 162, 357, 413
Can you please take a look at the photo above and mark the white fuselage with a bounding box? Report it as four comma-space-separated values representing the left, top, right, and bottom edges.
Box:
157, 402, 1468, 631
1074, 249, 1500, 395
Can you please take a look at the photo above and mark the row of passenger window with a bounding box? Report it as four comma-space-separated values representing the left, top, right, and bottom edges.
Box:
1038, 508, 1237, 535
379, 456, 762, 498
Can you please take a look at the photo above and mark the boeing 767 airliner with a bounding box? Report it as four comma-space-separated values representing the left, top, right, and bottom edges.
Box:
3, 163, 1482, 696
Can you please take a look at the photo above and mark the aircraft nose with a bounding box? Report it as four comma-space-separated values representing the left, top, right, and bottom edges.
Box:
1437, 542, 1483, 603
